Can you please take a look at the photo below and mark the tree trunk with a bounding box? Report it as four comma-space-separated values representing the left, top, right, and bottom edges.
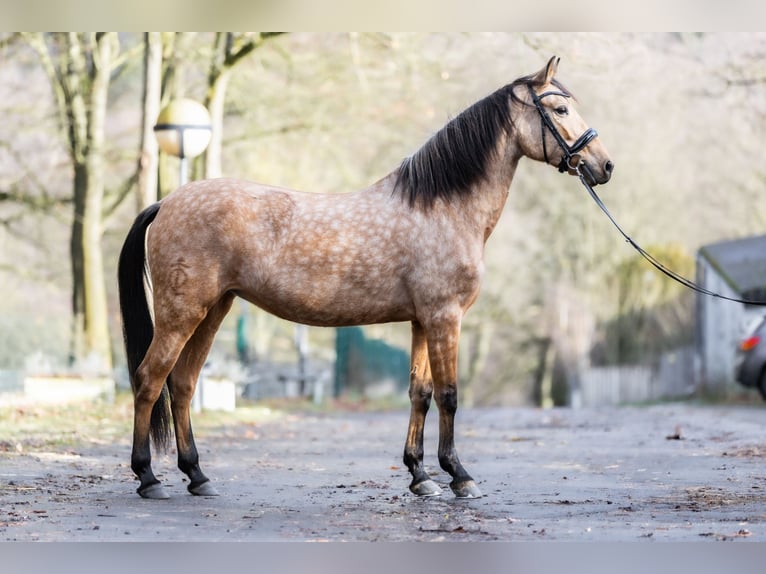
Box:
69, 163, 86, 366
62, 33, 114, 372
203, 68, 231, 179
197, 33, 282, 180
80, 33, 112, 370
461, 322, 494, 407
531, 336, 552, 407
30, 32, 115, 372
157, 32, 190, 198
136, 32, 162, 210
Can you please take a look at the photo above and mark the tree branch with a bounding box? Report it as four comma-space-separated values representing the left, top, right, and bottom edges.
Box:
109, 37, 143, 78
224, 32, 285, 69
21, 33, 70, 144
0, 32, 22, 50
726, 76, 766, 87
223, 121, 315, 144
103, 171, 139, 221
0, 183, 71, 212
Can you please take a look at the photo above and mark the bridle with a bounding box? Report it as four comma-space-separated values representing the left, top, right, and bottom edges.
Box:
528, 83, 766, 307
528, 84, 598, 178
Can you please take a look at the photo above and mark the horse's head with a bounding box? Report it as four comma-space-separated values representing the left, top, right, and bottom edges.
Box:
515, 56, 613, 186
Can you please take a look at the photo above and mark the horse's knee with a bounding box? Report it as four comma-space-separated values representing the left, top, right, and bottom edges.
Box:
409, 384, 433, 408
434, 385, 458, 414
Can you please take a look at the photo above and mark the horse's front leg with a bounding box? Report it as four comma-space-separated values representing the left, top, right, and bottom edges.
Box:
403, 321, 442, 496
425, 312, 483, 498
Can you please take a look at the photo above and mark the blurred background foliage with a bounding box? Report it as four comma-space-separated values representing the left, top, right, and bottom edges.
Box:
1, 32, 765, 405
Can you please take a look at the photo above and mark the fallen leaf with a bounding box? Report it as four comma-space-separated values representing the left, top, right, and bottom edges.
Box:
666, 425, 684, 440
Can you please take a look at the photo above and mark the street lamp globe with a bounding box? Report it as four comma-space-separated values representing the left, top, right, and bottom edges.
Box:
154, 99, 212, 188
154, 98, 212, 159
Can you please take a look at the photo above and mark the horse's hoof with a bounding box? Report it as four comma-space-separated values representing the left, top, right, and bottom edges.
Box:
451, 480, 482, 499
189, 481, 220, 496
410, 479, 442, 497
138, 482, 170, 500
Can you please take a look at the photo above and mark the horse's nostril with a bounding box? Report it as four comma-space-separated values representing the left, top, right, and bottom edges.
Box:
605, 160, 614, 174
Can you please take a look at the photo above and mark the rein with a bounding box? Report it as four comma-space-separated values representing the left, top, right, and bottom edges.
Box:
529, 84, 766, 307
577, 172, 766, 306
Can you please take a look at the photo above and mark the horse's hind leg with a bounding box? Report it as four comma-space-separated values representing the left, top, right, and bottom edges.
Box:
169, 293, 235, 496
132, 329, 197, 499
425, 311, 482, 499
403, 321, 442, 496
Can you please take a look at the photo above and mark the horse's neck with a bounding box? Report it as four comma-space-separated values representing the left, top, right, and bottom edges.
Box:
459, 136, 521, 242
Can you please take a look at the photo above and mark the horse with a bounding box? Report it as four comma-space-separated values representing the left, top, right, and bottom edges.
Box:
118, 56, 613, 500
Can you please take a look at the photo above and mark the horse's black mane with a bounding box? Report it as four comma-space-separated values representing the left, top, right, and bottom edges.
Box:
394, 75, 570, 208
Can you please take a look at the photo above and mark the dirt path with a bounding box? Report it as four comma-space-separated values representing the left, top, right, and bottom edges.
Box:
3, 403, 766, 541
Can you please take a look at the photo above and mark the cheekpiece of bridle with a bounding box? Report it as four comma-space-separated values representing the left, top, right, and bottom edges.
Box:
528, 84, 598, 178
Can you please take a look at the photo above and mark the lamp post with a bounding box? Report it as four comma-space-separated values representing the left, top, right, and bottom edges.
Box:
154, 99, 211, 412
154, 98, 212, 187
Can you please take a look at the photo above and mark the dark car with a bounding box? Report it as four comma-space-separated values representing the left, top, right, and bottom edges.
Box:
735, 316, 766, 400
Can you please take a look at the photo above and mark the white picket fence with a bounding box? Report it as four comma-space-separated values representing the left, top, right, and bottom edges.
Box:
578, 347, 696, 407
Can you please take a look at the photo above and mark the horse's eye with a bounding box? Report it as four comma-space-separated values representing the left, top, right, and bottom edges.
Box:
555, 106, 568, 116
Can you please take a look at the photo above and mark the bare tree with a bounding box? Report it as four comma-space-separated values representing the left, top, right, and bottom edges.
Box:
196, 32, 284, 180
23, 32, 130, 370
136, 33, 162, 210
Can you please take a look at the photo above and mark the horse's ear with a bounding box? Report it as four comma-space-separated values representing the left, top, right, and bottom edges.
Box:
533, 56, 560, 85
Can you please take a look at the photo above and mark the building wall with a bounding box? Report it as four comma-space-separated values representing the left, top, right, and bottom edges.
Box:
696, 258, 753, 395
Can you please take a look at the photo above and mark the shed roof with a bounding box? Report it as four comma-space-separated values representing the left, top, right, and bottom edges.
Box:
698, 234, 766, 297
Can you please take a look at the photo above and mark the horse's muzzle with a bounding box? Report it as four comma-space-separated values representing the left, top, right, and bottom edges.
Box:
578, 159, 614, 186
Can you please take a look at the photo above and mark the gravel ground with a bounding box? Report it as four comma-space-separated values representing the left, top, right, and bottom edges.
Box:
3, 402, 766, 542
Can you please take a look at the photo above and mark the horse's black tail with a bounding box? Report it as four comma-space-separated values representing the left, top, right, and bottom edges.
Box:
117, 202, 172, 451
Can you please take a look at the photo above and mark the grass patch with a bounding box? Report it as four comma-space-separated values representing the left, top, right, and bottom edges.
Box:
0, 389, 409, 454
0, 392, 134, 452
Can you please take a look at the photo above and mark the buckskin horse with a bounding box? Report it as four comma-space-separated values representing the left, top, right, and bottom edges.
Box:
118, 56, 613, 500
